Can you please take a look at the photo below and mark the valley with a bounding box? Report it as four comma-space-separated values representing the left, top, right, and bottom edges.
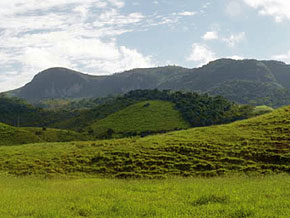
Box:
0, 60, 289, 217
2, 0, 290, 216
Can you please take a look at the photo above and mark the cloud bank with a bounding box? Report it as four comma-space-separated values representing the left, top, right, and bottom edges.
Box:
243, 0, 290, 22
0, 0, 165, 91
187, 43, 216, 66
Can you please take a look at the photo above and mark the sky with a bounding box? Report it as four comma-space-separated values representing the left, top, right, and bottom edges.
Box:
1, 0, 290, 92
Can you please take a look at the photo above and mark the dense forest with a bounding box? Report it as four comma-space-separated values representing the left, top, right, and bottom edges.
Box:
123, 89, 254, 127
0, 95, 76, 127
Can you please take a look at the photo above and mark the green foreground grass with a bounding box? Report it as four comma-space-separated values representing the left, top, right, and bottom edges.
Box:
0, 174, 289, 218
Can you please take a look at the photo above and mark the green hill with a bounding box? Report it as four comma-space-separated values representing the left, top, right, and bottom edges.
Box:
88, 100, 190, 138
50, 89, 254, 135
0, 122, 90, 146
0, 106, 289, 177
0, 122, 40, 145
22, 127, 90, 143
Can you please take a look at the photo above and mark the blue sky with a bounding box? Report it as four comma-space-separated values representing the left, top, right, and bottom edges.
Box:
1, 0, 290, 91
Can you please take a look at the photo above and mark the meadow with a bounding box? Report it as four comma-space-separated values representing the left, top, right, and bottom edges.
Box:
0, 106, 289, 177
0, 100, 289, 218
0, 122, 91, 146
0, 174, 289, 218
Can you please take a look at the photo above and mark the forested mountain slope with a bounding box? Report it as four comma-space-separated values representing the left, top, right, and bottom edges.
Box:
5, 59, 290, 107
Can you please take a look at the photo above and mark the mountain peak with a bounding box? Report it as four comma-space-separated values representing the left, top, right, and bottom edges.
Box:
17, 67, 92, 100
36, 67, 83, 78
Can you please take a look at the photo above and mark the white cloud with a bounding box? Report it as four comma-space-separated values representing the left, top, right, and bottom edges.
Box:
202, 31, 218, 41
243, 0, 290, 22
94, 9, 144, 27
108, 0, 124, 8
0, 1, 212, 92
226, 1, 243, 17
0, 0, 161, 92
223, 32, 245, 47
187, 43, 216, 66
177, 11, 196, 16
203, 2, 211, 9
227, 55, 244, 60
0, 75, 28, 92
272, 51, 290, 63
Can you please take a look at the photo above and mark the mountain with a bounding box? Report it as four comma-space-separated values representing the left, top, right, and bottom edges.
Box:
8, 66, 187, 100
0, 105, 289, 177
9, 67, 104, 99
6, 59, 290, 107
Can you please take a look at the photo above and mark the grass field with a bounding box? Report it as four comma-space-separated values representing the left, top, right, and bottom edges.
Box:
0, 103, 289, 217
0, 122, 90, 146
0, 106, 289, 177
0, 174, 289, 218
23, 127, 90, 142
89, 100, 190, 137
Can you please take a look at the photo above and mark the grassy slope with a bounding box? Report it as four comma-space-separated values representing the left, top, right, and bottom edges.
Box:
0, 122, 40, 145
0, 175, 289, 217
0, 106, 289, 177
22, 127, 90, 142
0, 122, 90, 146
253, 105, 274, 116
89, 100, 190, 137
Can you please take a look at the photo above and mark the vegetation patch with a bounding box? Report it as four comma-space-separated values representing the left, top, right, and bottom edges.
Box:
0, 122, 90, 146
89, 100, 190, 138
0, 106, 289, 177
192, 194, 230, 206
230, 207, 255, 218
1, 90, 258, 136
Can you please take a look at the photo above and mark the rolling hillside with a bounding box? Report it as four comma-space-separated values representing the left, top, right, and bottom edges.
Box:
0, 122, 40, 145
50, 89, 255, 135
0, 106, 289, 177
22, 127, 90, 143
88, 100, 190, 138
0, 122, 90, 146
0, 89, 256, 138
5, 59, 290, 107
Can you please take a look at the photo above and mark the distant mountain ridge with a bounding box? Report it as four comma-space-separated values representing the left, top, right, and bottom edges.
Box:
6, 59, 290, 107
